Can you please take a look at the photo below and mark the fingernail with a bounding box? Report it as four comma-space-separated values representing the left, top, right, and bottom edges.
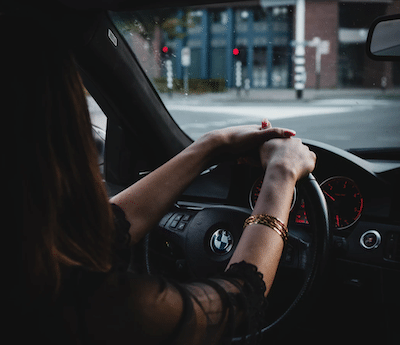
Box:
261, 119, 270, 129
284, 130, 296, 137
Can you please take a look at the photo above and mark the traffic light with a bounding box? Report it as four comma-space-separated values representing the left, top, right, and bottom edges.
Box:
161, 45, 173, 59
233, 48, 239, 56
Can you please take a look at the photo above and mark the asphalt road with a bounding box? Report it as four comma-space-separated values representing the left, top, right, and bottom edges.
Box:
88, 95, 400, 151
165, 98, 400, 150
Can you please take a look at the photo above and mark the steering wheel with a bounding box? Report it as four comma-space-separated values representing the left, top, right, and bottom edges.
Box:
143, 173, 331, 338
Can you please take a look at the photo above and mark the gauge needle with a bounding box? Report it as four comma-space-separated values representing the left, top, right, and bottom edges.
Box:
323, 190, 336, 202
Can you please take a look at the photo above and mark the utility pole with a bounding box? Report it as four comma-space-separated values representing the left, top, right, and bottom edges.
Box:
294, 0, 306, 99
181, 47, 191, 94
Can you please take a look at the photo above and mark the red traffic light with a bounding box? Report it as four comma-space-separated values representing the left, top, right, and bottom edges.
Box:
162, 46, 169, 54
233, 48, 239, 56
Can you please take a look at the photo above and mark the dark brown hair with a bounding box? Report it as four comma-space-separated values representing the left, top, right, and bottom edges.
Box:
3, 16, 115, 297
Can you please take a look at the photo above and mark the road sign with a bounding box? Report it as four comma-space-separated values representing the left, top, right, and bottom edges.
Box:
181, 47, 191, 67
309, 37, 330, 55
319, 40, 330, 55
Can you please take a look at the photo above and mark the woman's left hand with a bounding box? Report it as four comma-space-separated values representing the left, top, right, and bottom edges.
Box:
198, 119, 296, 157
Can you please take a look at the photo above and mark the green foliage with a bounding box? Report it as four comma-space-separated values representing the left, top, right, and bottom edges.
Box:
110, 9, 198, 41
153, 78, 226, 93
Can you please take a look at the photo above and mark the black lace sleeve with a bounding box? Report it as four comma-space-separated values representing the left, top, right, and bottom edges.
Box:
85, 206, 268, 345
218, 261, 268, 343
84, 261, 268, 345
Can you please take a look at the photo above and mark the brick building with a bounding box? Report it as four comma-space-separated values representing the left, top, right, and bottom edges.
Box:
303, 0, 400, 89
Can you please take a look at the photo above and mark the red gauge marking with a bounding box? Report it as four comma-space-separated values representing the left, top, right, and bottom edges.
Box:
251, 176, 363, 230
321, 177, 364, 230
323, 190, 336, 202
294, 199, 309, 225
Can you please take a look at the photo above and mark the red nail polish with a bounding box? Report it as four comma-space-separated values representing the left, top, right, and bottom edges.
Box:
284, 130, 295, 137
261, 120, 269, 129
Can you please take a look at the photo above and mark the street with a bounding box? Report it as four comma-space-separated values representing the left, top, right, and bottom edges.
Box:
162, 93, 400, 150
88, 89, 400, 151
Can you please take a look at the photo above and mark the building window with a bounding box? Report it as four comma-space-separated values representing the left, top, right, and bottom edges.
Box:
211, 48, 227, 79
254, 7, 267, 22
236, 8, 251, 23
210, 9, 228, 25
338, 2, 387, 87
253, 47, 267, 88
272, 46, 289, 88
338, 44, 365, 87
339, 2, 386, 29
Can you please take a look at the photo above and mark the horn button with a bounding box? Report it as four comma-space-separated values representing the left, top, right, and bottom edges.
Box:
184, 206, 251, 278
210, 229, 234, 255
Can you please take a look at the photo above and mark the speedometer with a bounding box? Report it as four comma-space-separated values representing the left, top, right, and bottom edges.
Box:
249, 176, 264, 210
320, 176, 363, 230
250, 176, 296, 211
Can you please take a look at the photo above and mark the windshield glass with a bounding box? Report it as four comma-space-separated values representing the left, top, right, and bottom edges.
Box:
110, 1, 400, 150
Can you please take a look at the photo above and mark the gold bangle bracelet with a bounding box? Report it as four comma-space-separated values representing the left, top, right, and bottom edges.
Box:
243, 214, 288, 244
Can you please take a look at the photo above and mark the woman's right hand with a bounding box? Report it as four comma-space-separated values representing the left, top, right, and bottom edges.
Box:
259, 137, 316, 182
228, 136, 316, 295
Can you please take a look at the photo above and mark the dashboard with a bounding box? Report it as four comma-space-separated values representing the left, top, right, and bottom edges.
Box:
179, 139, 400, 270
123, 138, 399, 344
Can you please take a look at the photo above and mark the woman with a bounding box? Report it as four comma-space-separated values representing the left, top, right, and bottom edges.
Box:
11, 13, 316, 345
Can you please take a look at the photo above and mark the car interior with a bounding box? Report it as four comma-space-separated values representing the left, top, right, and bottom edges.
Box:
13, 0, 400, 344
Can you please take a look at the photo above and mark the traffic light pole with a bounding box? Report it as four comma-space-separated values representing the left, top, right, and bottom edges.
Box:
235, 60, 242, 97
166, 59, 173, 98
294, 0, 306, 99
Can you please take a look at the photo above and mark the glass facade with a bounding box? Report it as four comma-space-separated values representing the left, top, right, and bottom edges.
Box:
163, 5, 294, 88
111, 0, 400, 91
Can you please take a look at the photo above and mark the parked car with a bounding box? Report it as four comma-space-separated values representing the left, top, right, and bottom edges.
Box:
18, 0, 400, 344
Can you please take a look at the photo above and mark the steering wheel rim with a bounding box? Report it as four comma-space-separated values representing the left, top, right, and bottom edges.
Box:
254, 173, 331, 336
144, 173, 331, 338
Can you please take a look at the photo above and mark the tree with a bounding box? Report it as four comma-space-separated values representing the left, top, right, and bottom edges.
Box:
111, 9, 197, 41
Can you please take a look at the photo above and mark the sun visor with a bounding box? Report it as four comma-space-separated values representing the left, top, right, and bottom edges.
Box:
1, 1, 103, 47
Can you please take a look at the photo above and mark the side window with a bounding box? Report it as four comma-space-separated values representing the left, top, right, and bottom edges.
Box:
86, 89, 107, 177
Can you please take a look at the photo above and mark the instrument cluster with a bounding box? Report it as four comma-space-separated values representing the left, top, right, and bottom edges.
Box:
250, 176, 364, 230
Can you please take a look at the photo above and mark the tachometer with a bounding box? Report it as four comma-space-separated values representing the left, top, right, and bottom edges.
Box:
320, 176, 363, 230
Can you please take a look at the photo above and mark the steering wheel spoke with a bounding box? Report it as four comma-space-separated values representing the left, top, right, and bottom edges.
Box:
280, 228, 312, 270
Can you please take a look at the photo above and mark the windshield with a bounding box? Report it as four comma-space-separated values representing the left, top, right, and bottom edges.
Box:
110, 1, 400, 150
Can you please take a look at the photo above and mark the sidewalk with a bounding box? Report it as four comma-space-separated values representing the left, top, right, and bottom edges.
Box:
161, 87, 400, 104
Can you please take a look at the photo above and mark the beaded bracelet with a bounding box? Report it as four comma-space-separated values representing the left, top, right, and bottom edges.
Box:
243, 214, 288, 244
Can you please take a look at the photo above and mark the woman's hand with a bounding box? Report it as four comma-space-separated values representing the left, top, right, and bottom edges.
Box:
259, 137, 316, 182
228, 132, 316, 296
197, 120, 296, 158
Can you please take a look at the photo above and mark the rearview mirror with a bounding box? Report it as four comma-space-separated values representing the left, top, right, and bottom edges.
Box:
367, 14, 400, 61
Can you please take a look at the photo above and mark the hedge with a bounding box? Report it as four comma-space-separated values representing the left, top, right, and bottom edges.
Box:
153, 77, 226, 93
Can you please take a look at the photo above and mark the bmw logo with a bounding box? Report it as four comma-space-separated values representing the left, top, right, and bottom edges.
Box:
210, 229, 233, 255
